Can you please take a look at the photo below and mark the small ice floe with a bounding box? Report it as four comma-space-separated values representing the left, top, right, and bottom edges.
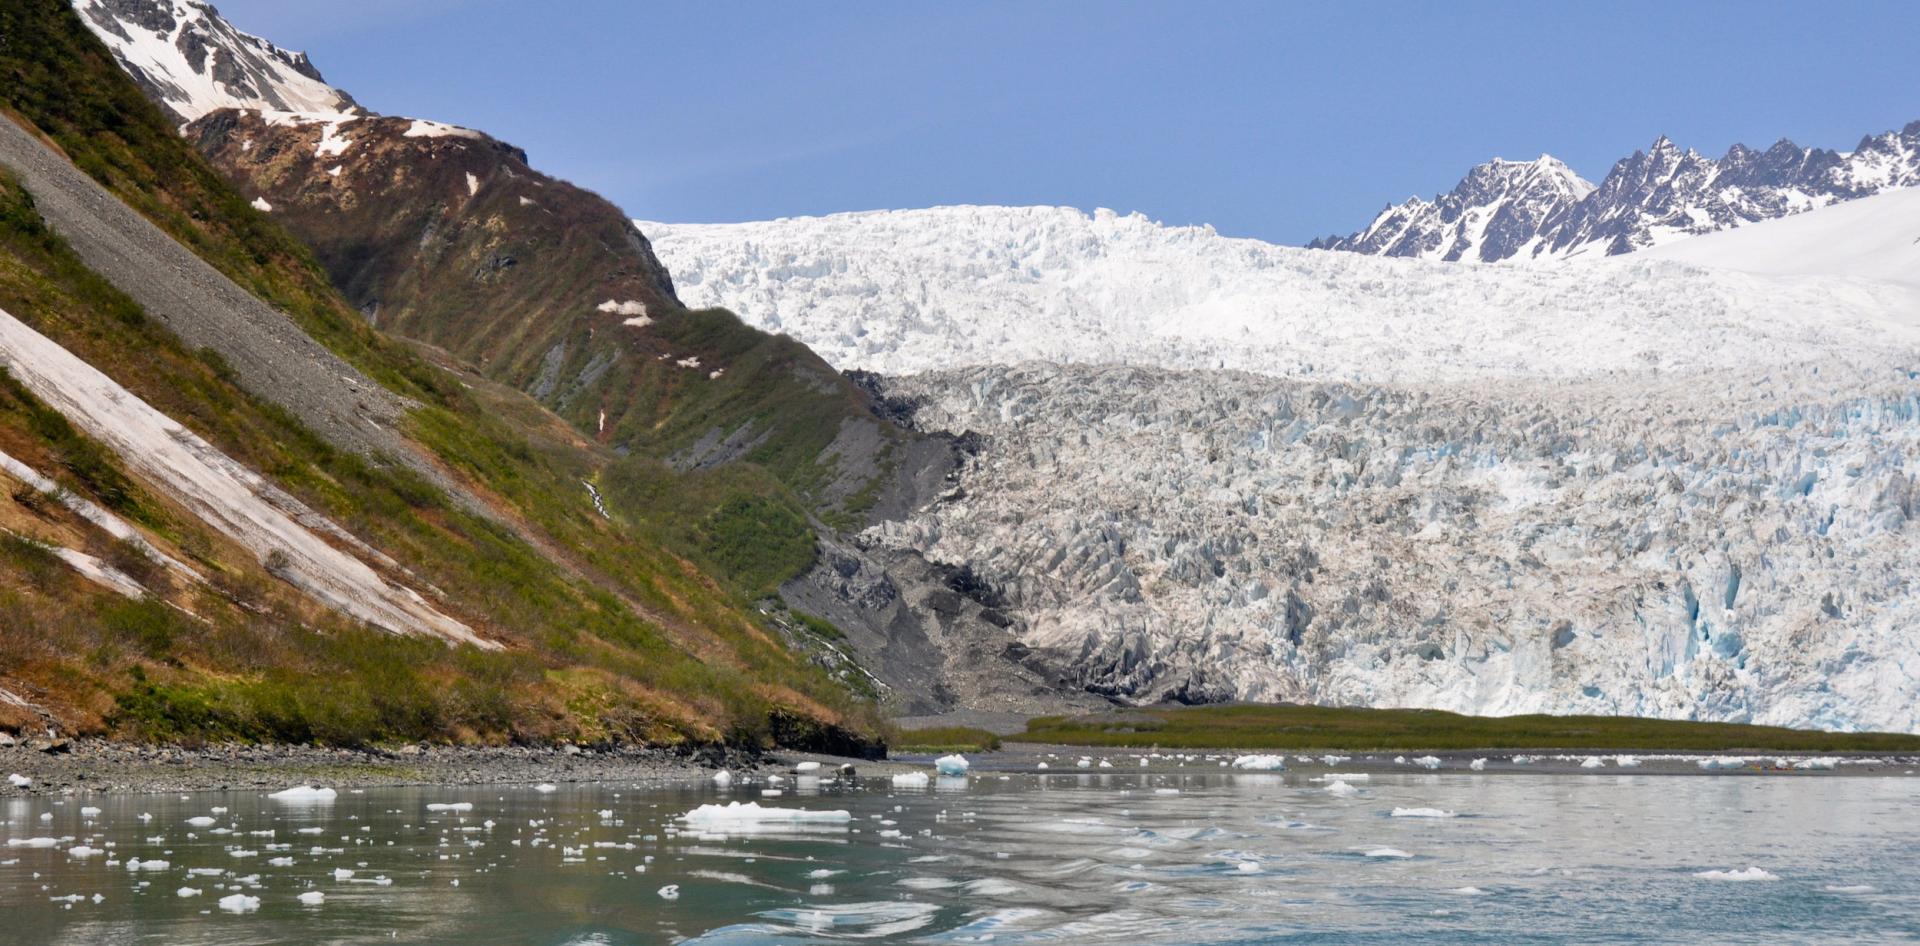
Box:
267, 857, 295, 867
298, 890, 325, 905
711, 771, 734, 787
79, 807, 102, 818
67, 845, 102, 858
7, 837, 59, 848
657, 884, 680, 900
1694, 867, 1778, 882
332, 869, 355, 881
268, 786, 337, 803
1452, 886, 1489, 895
761, 789, 783, 797
934, 755, 970, 777
1235, 860, 1261, 873
218, 893, 261, 913
1390, 808, 1456, 819
1581, 756, 1605, 769
1076, 758, 1092, 769
1326, 780, 1360, 796
186, 817, 217, 827
175, 887, 201, 898
1231, 755, 1286, 771
1824, 884, 1877, 893
892, 772, 931, 788
1411, 756, 1442, 770
534, 783, 558, 793
1035, 762, 1049, 770
125, 859, 169, 871
7, 773, 29, 788
1512, 756, 1535, 765
794, 761, 823, 774
1154, 788, 1181, 795
1321, 755, 1350, 765
807, 869, 844, 879
426, 802, 474, 813
679, 802, 852, 829
1794, 759, 1837, 771
1364, 848, 1413, 859
1469, 758, 1487, 771
1615, 756, 1642, 768
1698, 757, 1747, 771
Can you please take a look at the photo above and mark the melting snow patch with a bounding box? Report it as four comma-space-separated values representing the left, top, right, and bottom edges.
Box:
597, 299, 649, 317
466, 172, 480, 196
250, 196, 273, 212
1694, 867, 1778, 882
402, 119, 482, 139
7, 773, 29, 787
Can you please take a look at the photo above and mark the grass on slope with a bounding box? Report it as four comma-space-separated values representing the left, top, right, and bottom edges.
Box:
889, 726, 1003, 754
0, 1, 878, 749
1014, 704, 1920, 753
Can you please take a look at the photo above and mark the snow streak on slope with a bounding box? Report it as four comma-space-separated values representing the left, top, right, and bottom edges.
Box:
73, 0, 356, 122
873, 362, 1920, 733
1311, 156, 1594, 262
0, 304, 489, 648
642, 205, 1920, 381
1642, 186, 1920, 288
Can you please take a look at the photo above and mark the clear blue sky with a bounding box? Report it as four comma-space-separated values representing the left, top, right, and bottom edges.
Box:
216, 0, 1920, 244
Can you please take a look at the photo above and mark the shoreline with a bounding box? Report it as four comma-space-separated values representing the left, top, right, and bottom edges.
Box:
6, 739, 1917, 797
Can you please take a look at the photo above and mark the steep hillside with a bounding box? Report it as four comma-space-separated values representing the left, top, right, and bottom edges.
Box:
1312, 123, 1920, 261
0, 0, 877, 750
1641, 185, 1920, 287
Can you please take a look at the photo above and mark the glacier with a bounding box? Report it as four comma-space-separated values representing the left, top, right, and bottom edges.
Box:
646, 200, 1920, 733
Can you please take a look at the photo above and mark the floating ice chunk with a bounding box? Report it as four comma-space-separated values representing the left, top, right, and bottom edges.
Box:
1580, 756, 1605, 769
425, 802, 474, 812
268, 857, 295, 867
1614, 756, 1641, 768
806, 868, 844, 879
1365, 848, 1413, 859
794, 761, 822, 773
176, 886, 201, 897
679, 802, 852, 828
657, 884, 680, 900
269, 786, 337, 803
218, 893, 261, 913
1236, 860, 1261, 873
892, 772, 931, 788
1035, 762, 1048, 770
1311, 773, 1370, 782
1326, 780, 1360, 796
1794, 759, 1836, 771
1453, 886, 1488, 895
1154, 788, 1180, 795
1411, 756, 1442, 770
1391, 808, 1456, 819
79, 806, 101, 817
1698, 757, 1747, 771
7, 837, 59, 848
7, 773, 29, 787
711, 771, 733, 787
1512, 756, 1535, 765
934, 755, 970, 776
1694, 867, 1778, 882
186, 817, 216, 827
126, 858, 169, 871
332, 869, 354, 881
1076, 758, 1092, 769
1824, 884, 1876, 893
534, 783, 558, 793
1321, 755, 1350, 765
298, 890, 325, 905
1469, 758, 1487, 771
1230, 755, 1286, 771
68, 845, 102, 857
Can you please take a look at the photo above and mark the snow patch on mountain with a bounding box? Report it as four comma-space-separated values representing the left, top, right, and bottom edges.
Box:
73, 0, 356, 123
642, 205, 1920, 382
1641, 186, 1920, 288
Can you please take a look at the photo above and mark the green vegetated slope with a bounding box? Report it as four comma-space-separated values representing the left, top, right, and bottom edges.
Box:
0, 0, 877, 751
189, 107, 922, 548
1016, 704, 1920, 753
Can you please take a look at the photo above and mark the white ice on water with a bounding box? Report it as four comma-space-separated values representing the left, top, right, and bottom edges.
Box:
1230, 755, 1286, 771
934, 755, 970, 776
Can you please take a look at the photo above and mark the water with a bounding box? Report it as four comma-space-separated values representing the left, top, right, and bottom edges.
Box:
5, 761, 1918, 944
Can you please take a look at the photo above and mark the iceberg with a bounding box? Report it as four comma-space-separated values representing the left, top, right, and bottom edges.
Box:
934, 755, 970, 776
268, 786, 337, 803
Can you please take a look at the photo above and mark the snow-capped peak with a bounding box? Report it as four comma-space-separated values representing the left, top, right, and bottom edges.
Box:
73, 0, 356, 123
1309, 152, 1594, 262
1317, 121, 1920, 263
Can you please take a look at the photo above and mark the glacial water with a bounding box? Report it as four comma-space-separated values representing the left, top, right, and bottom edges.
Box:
4, 760, 1918, 945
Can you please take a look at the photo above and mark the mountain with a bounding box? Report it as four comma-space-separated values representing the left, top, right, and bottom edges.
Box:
71, 0, 355, 123
71, 0, 1082, 720
645, 203, 1920, 733
0, 0, 889, 751
1303, 156, 1593, 262
1311, 123, 1920, 261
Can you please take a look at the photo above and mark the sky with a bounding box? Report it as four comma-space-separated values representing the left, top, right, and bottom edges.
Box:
215, 0, 1920, 244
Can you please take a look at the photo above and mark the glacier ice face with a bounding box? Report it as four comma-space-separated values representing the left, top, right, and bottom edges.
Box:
867, 360, 1920, 733
646, 202, 1920, 733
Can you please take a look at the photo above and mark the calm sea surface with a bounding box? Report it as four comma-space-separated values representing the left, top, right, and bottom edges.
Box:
4, 759, 1917, 944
